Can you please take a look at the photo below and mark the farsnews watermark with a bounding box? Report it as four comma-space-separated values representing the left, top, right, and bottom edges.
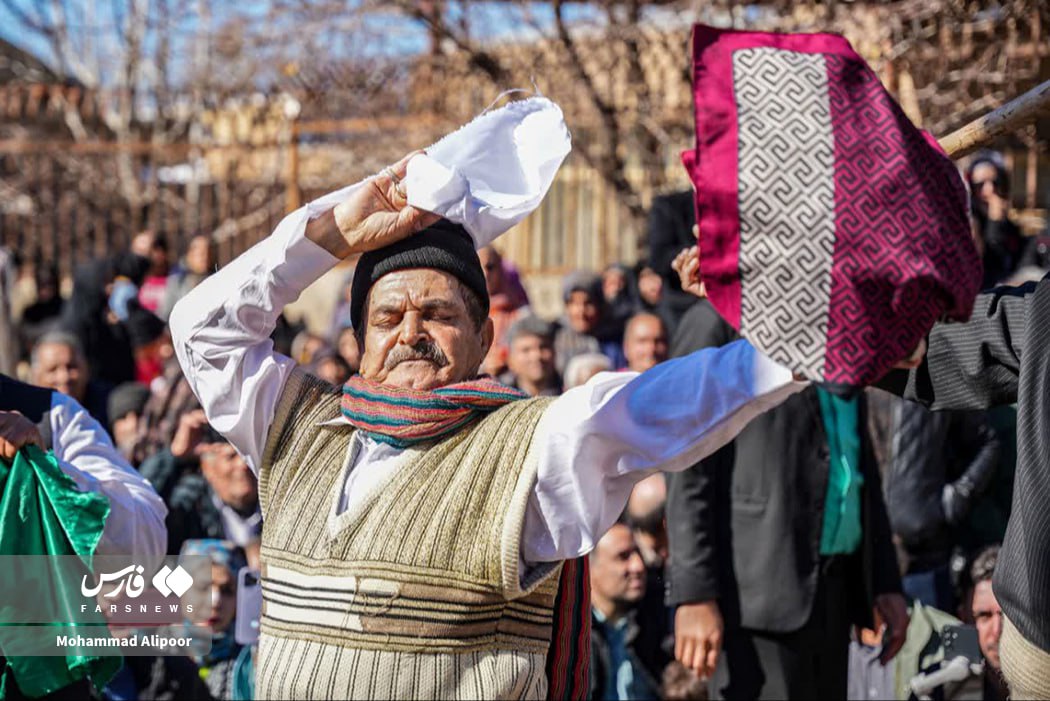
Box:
0, 555, 214, 657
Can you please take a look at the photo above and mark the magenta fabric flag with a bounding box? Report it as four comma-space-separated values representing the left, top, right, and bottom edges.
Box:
682, 25, 982, 391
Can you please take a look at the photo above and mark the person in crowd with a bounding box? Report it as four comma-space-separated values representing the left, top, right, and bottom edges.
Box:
589, 520, 670, 701
159, 233, 214, 321
602, 263, 635, 336
966, 155, 1026, 288
647, 191, 697, 326
667, 249, 907, 700
880, 276, 1050, 699
168, 155, 805, 698
18, 262, 63, 360
107, 381, 151, 462
125, 299, 173, 387
142, 410, 260, 555
479, 245, 530, 377
108, 250, 151, 321
131, 230, 172, 313
563, 352, 613, 391
60, 258, 136, 387
555, 272, 625, 375
502, 316, 561, 397
622, 312, 669, 373
636, 264, 663, 312
130, 355, 202, 467
626, 473, 667, 570
847, 597, 976, 701
965, 546, 1009, 701
30, 330, 111, 426
0, 373, 167, 699
305, 349, 352, 385
884, 400, 1000, 611
178, 539, 255, 701
334, 325, 361, 374
289, 330, 329, 366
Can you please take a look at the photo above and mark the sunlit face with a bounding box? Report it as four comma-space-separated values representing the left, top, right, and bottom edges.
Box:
200, 443, 257, 513
972, 580, 1003, 669
478, 247, 504, 296
624, 315, 668, 373
185, 563, 237, 633
590, 524, 646, 606
186, 236, 212, 276
358, 269, 493, 391
969, 162, 999, 209
637, 268, 663, 306
507, 333, 555, 389
32, 342, 88, 402
565, 291, 599, 334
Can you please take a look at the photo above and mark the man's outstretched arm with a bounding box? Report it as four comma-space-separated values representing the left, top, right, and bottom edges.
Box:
880, 277, 1044, 411
523, 339, 803, 563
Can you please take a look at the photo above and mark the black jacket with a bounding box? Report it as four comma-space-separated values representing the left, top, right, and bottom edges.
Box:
880, 274, 1050, 653
884, 400, 999, 573
666, 302, 902, 633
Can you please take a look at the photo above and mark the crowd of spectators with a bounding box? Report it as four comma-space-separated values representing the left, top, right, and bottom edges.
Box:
0, 151, 1042, 700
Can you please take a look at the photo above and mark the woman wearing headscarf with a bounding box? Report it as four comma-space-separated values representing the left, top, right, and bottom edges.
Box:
178, 539, 255, 701
967, 154, 1026, 288
59, 259, 136, 387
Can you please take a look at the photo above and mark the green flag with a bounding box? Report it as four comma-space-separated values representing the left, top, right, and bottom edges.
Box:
0, 445, 121, 698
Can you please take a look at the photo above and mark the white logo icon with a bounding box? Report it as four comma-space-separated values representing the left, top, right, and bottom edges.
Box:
152, 566, 194, 597
81, 565, 193, 599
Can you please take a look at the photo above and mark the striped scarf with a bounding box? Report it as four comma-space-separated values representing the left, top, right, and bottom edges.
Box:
340, 374, 528, 448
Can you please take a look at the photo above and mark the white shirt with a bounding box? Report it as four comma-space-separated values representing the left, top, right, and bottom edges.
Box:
169, 193, 804, 567
47, 392, 167, 569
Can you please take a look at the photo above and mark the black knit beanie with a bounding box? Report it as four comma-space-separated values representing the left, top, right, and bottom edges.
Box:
349, 219, 489, 331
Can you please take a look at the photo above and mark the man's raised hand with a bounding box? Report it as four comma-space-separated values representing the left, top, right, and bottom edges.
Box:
0, 410, 44, 461
306, 152, 440, 259
672, 246, 706, 299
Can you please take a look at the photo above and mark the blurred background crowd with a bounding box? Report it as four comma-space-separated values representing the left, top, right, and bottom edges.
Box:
0, 0, 1047, 699
0, 151, 1044, 700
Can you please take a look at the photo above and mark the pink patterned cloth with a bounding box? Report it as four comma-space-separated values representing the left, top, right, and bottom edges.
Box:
682, 25, 982, 391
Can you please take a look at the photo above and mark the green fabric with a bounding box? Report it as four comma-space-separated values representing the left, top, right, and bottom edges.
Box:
0, 445, 120, 698
817, 389, 864, 555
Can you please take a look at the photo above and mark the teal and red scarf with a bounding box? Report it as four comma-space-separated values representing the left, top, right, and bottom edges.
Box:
340, 374, 528, 448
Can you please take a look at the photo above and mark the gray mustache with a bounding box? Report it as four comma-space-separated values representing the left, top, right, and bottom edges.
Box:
384, 340, 449, 370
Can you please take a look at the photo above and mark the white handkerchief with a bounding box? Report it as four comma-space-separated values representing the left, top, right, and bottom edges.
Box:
403, 97, 572, 247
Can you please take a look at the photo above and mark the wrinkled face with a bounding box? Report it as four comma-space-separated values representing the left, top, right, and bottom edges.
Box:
972, 581, 1002, 669
565, 291, 599, 334
200, 443, 257, 513
32, 342, 88, 402
186, 236, 212, 276
507, 333, 555, 388
624, 315, 668, 373
590, 524, 646, 607
359, 269, 493, 391
637, 268, 662, 306
185, 563, 237, 634
478, 248, 503, 296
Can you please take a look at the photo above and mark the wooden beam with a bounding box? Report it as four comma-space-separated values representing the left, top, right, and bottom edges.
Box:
940, 79, 1050, 159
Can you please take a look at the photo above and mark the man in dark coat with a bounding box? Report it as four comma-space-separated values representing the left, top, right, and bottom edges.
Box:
881, 274, 1050, 698
667, 299, 906, 700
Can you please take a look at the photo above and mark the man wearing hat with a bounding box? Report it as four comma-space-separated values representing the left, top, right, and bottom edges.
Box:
169, 150, 803, 699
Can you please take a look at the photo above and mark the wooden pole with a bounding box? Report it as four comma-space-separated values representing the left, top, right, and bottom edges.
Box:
940, 79, 1050, 159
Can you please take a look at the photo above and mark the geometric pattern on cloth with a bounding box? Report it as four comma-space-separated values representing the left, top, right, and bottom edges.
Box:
821, 54, 981, 387
733, 48, 837, 380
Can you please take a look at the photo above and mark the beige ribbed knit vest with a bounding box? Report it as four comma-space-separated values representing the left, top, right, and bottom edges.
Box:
254, 370, 562, 700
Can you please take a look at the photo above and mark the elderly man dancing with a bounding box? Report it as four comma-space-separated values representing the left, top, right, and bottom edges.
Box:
169, 150, 806, 699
